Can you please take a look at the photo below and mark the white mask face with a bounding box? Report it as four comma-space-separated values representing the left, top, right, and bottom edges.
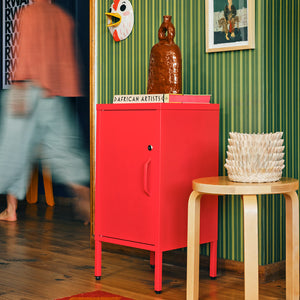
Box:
105, 0, 134, 42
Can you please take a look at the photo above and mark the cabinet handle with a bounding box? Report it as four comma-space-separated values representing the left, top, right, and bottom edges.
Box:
144, 158, 151, 196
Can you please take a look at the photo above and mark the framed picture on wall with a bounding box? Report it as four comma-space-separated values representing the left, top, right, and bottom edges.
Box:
205, 0, 255, 53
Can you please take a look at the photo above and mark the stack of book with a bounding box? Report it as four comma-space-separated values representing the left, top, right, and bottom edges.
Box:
113, 94, 211, 104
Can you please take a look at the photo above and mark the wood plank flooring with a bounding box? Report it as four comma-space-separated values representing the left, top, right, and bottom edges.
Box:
0, 199, 287, 299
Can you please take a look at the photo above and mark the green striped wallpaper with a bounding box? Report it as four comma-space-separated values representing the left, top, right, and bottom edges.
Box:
97, 0, 299, 265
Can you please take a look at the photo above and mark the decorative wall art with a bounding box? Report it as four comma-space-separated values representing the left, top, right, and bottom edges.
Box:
205, 0, 255, 52
105, 0, 134, 42
2, 0, 32, 88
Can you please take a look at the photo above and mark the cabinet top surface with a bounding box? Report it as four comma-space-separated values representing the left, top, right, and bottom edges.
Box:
97, 103, 219, 111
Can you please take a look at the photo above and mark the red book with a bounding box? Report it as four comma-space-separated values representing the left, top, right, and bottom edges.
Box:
165, 94, 211, 103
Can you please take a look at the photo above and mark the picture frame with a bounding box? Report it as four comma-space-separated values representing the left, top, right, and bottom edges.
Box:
205, 0, 255, 53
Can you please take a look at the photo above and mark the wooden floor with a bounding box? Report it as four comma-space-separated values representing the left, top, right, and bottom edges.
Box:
0, 199, 287, 300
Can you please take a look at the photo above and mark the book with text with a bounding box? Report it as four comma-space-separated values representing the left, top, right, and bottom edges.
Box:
113, 94, 211, 104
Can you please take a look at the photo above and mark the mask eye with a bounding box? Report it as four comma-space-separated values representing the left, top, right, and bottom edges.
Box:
120, 4, 126, 11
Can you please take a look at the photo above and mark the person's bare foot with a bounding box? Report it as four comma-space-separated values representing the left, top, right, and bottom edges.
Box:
0, 194, 18, 221
0, 209, 17, 221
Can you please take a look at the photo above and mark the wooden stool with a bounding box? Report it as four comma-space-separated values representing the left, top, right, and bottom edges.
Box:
186, 176, 299, 300
26, 164, 55, 206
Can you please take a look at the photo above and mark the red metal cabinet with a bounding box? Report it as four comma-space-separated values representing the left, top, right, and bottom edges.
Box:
95, 103, 219, 293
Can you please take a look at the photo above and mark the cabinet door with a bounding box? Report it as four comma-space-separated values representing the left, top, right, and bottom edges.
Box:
96, 109, 159, 245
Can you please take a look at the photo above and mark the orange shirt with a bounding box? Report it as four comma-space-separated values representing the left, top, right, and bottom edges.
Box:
14, 0, 82, 97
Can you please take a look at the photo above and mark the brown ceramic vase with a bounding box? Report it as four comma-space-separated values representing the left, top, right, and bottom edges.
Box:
147, 16, 182, 94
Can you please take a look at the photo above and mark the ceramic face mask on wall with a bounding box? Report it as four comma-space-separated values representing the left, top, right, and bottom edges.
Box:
106, 0, 134, 42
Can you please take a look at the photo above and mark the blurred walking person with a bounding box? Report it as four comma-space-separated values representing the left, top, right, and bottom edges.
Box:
0, 0, 90, 224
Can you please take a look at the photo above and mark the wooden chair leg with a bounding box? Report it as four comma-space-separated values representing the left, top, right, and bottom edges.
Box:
26, 168, 39, 204
42, 165, 55, 207
26, 164, 55, 207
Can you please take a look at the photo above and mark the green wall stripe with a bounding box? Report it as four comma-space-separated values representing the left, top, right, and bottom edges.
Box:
98, 0, 299, 265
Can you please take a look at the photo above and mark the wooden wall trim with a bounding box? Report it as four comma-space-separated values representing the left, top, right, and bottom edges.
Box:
89, 0, 96, 242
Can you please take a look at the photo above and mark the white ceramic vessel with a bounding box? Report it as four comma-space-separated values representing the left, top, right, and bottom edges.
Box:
224, 132, 285, 182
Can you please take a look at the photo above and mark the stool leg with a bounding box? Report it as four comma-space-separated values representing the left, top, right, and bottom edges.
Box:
242, 195, 258, 300
42, 165, 55, 207
209, 240, 218, 278
187, 191, 202, 300
26, 168, 39, 204
284, 191, 299, 299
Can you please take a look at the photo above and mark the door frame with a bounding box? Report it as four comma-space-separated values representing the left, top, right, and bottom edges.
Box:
89, 0, 97, 239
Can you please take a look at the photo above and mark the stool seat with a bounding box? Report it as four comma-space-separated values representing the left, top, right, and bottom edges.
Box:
186, 176, 299, 300
192, 176, 299, 195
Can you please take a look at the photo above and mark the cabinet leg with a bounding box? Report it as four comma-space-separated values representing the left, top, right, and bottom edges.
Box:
209, 240, 217, 279
154, 251, 162, 293
150, 251, 155, 268
95, 239, 102, 279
